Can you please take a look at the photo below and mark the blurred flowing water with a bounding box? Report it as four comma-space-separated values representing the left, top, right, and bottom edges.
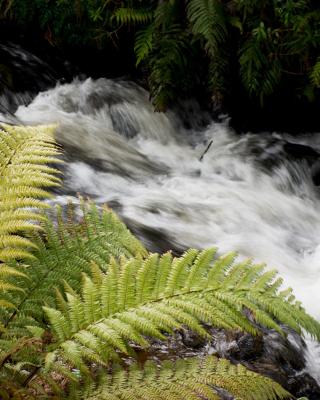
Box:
2, 77, 320, 381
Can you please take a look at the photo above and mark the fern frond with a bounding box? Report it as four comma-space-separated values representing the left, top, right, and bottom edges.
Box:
310, 58, 320, 87
44, 249, 320, 377
187, 0, 229, 102
134, 25, 155, 66
239, 31, 282, 102
0, 124, 61, 293
148, 25, 191, 110
113, 8, 153, 25
76, 356, 290, 400
187, 0, 227, 58
0, 202, 146, 339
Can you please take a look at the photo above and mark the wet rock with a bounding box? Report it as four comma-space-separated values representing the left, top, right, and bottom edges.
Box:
288, 373, 320, 400
230, 332, 263, 361
123, 219, 186, 256
249, 361, 290, 389
204, 327, 319, 397
181, 329, 207, 349
213, 387, 234, 400
261, 330, 306, 372
283, 142, 319, 165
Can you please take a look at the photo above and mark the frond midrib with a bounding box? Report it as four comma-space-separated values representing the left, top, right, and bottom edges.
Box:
47, 282, 291, 346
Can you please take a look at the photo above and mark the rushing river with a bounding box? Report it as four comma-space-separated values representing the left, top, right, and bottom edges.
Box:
2, 77, 320, 380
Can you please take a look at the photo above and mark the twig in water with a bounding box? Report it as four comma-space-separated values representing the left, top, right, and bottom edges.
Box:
199, 140, 213, 161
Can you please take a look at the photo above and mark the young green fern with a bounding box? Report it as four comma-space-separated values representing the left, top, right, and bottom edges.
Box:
0, 124, 61, 293
43, 248, 320, 378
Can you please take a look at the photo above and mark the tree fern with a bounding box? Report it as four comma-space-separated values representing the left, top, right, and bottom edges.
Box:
0, 124, 61, 293
43, 249, 320, 378
73, 356, 291, 400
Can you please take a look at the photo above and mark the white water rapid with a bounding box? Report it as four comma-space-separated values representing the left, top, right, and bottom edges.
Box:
7, 77, 320, 379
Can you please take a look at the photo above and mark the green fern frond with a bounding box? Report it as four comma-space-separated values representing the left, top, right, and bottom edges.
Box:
113, 7, 153, 25
187, 0, 227, 58
134, 25, 155, 66
44, 249, 320, 377
148, 25, 191, 110
0, 124, 61, 293
187, 0, 229, 102
0, 202, 146, 339
154, 1, 178, 28
310, 58, 320, 87
239, 31, 282, 102
75, 356, 290, 400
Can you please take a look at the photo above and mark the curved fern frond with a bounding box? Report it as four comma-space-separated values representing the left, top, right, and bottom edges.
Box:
187, 0, 227, 58
76, 356, 290, 400
134, 24, 155, 66
44, 249, 320, 377
0, 124, 61, 293
0, 202, 147, 338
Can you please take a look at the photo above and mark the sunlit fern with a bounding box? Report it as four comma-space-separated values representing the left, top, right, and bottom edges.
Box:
0, 211, 316, 399
0, 201, 146, 339
42, 248, 320, 379
0, 124, 61, 294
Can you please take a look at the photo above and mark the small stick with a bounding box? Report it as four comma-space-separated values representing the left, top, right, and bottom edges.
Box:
199, 140, 213, 161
